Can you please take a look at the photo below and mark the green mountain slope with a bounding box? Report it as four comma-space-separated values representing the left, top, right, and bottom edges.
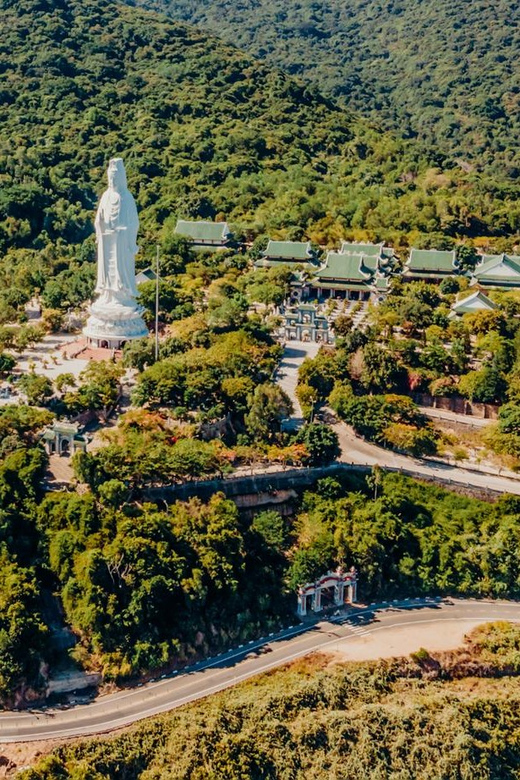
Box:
0, 0, 519, 284
134, 0, 520, 178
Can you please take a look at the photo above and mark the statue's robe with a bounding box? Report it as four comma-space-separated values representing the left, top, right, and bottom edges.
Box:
95, 185, 139, 299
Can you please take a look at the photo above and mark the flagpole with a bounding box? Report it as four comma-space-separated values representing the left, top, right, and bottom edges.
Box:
155, 244, 160, 361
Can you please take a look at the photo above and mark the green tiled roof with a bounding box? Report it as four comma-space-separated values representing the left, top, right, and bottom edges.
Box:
473, 254, 520, 281
340, 241, 385, 258
405, 248, 456, 273
314, 252, 373, 282
175, 220, 230, 242
451, 291, 498, 314
135, 267, 157, 283
310, 281, 369, 291
254, 259, 317, 272
264, 240, 312, 260
360, 256, 378, 272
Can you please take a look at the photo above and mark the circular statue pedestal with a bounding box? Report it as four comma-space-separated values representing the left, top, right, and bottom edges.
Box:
83, 294, 148, 350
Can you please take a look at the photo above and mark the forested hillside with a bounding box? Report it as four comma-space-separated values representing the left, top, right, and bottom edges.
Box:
135, 0, 520, 179
0, 0, 519, 325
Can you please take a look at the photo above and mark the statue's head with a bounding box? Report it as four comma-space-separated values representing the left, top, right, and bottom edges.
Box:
107, 158, 127, 192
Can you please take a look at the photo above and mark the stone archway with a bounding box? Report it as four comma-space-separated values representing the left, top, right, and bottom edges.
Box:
297, 567, 357, 617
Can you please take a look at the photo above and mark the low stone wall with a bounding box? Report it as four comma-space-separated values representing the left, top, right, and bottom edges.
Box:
144, 461, 503, 506
414, 392, 499, 420
145, 464, 353, 504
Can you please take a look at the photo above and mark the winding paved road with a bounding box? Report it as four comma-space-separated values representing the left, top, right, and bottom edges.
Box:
2, 598, 520, 743
330, 416, 520, 495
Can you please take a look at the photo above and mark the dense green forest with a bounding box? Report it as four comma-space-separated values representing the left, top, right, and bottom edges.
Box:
25, 622, 520, 779
297, 281, 520, 460
1, 0, 520, 326
135, 0, 520, 180
4, 419, 520, 700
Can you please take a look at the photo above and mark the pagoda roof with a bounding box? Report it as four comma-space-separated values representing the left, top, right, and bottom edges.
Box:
263, 240, 313, 261
405, 248, 457, 274
254, 259, 317, 273
135, 267, 157, 284
451, 290, 499, 315
50, 420, 80, 434
314, 252, 374, 282
310, 281, 370, 291
175, 220, 230, 242
340, 241, 395, 260
471, 254, 520, 286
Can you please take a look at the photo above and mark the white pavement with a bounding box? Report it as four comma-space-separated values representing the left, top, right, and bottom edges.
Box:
12, 333, 89, 381
275, 340, 320, 430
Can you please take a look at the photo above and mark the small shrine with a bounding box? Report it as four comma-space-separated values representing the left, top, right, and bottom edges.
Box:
297, 566, 358, 616
42, 420, 89, 457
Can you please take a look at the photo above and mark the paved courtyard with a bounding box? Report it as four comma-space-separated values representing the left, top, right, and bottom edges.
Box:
13, 332, 90, 381
275, 340, 321, 430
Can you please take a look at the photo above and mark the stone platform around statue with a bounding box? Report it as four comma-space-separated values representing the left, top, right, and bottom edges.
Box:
61, 338, 123, 362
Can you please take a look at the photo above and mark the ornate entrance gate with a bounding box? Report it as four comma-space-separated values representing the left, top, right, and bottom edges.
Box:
297, 566, 357, 617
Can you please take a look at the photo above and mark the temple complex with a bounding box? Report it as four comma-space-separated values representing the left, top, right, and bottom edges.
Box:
310, 242, 395, 301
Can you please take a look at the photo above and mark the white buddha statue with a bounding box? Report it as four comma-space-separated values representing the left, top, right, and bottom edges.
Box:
83, 158, 148, 348
94, 158, 139, 302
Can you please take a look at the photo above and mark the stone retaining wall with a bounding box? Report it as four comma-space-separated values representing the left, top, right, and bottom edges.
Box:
414, 392, 499, 419
144, 462, 501, 506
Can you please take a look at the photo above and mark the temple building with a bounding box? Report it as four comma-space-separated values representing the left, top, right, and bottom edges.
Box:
259, 240, 316, 266
174, 219, 232, 251
255, 240, 319, 301
339, 241, 397, 265
448, 290, 498, 319
470, 254, 520, 290
403, 248, 458, 282
310, 245, 393, 301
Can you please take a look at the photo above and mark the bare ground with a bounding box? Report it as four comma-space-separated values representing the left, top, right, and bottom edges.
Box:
331, 619, 486, 662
